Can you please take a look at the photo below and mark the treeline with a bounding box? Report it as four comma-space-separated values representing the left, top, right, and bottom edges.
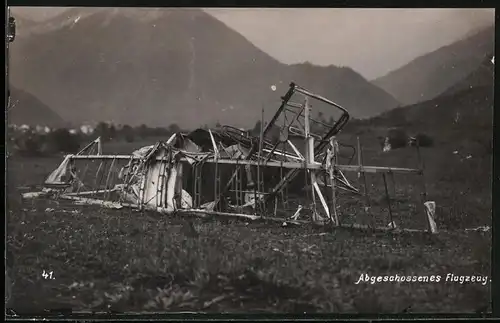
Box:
94, 122, 183, 142
8, 122, 185, 157
8, 128, 83, 157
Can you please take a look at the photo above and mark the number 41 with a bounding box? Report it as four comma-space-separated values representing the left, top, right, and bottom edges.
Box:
42, 270, 54, 280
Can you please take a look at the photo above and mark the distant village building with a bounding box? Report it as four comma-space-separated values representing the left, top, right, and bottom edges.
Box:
44, 126, 51, 134
69, 129, 78, 135
383, 137, 392, 152
19, 124, 30, 132
35, 125, 45, 133
80, 125, 94, 135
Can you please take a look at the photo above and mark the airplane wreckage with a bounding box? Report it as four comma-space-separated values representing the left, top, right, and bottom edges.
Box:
23, 83, 439, 233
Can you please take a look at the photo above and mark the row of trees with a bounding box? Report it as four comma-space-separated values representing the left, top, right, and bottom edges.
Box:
8, 122, 185, 157
9, 128, 82, 156
9, 114, 436, 157
94, 122, 182, 142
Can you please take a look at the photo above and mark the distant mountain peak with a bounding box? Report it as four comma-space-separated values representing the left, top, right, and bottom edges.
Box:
8, 86, 64, 127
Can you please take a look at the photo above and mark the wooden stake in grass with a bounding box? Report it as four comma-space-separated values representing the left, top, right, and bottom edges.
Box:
357, 136, 362, 180
327, 138, 339, 226
415, 139, 431, 232
358, 138, 372, 227
382, 173, 394, 228
103, 157, 116, 202
388, 170, 402, 228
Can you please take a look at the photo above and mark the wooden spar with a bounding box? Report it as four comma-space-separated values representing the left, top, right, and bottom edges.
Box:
65, 154, 422, 173
304, 97, 311, 162
77, 137, 101, 155
329, 138, 339, 226
59, 195, 128, 209
287, 140, 305, 161
94, 159, 108, 195
322, 155, 330, 220
357, 136, 361, 179
157, 155, 167, 208
214, 158, 220, 211
304, 96, 329, 222
261, 148, 304, 161
382, 173, 394, 226
240, 164, 245, 207
313, 179, 331, 220
294, 85, 345, 111
93, 156, 104, 192
166, 133, 177, 145
208, 129, 219, 158
263, 142, 284, 163
257, 107, 264, 214
303, 96, 317, 220
358, 139, 373, 226
176, 209, 307, 224
337, 165, 422, 174
103, 157, 116, 201
64, 187, 120, 196
138, 159, 147, 210
232, 161, 238, 206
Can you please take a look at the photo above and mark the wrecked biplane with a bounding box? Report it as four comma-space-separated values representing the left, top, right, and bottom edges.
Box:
23, 83, 437, 232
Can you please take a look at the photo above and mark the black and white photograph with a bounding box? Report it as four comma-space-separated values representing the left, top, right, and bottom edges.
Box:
5, 6, 494, 314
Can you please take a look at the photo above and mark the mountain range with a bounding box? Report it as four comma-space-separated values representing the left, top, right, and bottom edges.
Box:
9, 8, 400, 128
367, 52, 493, 154
441, 54, 494, 97
8, 8, 494, 129
373, 25, 494, 105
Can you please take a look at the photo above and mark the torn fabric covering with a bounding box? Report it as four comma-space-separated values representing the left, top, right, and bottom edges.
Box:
174, 134, 203, 153
117, 142, 194, 211
186, 128, 239, 151
220, 144, 250, 159
44, 155, 73, 187
117, 143, 169, 206
141, 144, 174, 210
132, 145, 155, 158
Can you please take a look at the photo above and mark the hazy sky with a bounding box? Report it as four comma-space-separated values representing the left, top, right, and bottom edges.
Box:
12, 7, 495, 79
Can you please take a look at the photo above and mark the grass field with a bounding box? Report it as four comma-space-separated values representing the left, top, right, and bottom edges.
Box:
6, 133, 492, 314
